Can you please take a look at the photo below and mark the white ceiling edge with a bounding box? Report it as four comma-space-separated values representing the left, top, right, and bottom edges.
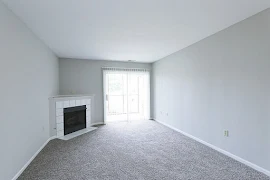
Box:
60, 7, 270, 64
56, 6, 269, 64
2, 0, 270, 63
60, 57, 152, 64
155, 7, 270, 63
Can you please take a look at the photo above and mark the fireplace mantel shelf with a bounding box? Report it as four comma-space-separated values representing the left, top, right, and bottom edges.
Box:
49, 94, 95, 100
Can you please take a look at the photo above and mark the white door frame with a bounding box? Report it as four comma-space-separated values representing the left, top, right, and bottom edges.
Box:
103, 68, 150, 124
103, 70, 108, 124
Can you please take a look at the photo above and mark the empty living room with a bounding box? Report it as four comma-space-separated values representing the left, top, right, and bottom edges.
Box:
1, 0, 270, 179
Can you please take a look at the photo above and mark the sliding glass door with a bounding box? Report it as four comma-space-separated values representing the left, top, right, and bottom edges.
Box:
103, 68, 150, 123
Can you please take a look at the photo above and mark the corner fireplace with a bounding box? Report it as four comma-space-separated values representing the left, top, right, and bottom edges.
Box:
64, 105, 86, 135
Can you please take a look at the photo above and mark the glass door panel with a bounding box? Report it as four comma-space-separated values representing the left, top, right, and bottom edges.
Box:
104, 70, 150, 123
106, 73, 128, 122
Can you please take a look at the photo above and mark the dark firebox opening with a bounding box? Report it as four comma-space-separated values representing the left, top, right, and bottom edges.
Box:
64, 105, 86, 135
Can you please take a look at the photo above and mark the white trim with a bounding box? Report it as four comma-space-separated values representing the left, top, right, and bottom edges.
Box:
49, 94, 95, 100
102, 67, 150, 72
103, 70, 107, 124
127, 72, 129, 122
155, 119, 270, 177
145, 72, 151, 120
12, 136, 56, 180
91, 122, 105, 126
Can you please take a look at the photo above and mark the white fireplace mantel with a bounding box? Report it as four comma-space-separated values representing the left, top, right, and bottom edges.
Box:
49, 94, 96, 139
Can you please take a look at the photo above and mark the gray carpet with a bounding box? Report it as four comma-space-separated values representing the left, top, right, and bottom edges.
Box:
18, 120, 269, 180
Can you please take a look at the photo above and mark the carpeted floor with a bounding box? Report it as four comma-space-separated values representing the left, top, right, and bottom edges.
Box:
18, 120, 269, 180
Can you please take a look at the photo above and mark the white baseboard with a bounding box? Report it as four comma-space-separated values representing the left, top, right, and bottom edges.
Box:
91, 122, 105, 126
155, 119, 270, 177
12, 136, 56, 180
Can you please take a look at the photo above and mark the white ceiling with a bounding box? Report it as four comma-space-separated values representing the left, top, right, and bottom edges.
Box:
2, 0, 270, 62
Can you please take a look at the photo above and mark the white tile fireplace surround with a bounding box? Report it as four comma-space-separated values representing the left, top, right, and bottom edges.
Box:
49, 95, 97, 140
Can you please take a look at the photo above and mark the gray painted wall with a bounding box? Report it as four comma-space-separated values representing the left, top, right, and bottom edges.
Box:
152, 9, 270, 171
59, 59, 152, 124
0, 2, 59, 180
